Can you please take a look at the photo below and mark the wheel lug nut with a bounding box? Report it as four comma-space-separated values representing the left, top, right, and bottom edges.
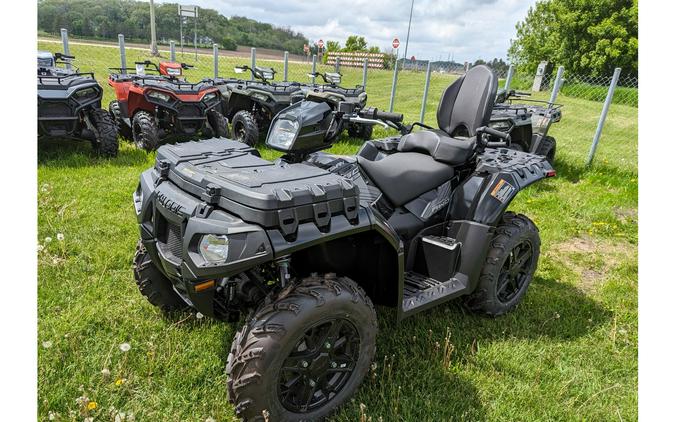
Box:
301, 360, 308, 368
331, 362, 337, 368
325, 342, 331, 349
309, 379, 316, 387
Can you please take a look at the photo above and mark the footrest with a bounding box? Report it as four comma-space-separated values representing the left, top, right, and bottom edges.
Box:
402, 271, 467, 314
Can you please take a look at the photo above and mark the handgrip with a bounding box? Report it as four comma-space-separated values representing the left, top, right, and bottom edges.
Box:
376, 110, 404, 123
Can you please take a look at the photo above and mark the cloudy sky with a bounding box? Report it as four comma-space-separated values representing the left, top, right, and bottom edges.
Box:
164, 0, 538, 62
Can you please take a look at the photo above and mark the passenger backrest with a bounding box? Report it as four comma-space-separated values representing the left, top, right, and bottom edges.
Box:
436, 65, 498, 138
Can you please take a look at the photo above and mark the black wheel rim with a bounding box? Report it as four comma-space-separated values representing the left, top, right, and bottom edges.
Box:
233, 121, 246, 141
277, 317, 360, 413
132, 122, 144, 149
496, 240, 534, 303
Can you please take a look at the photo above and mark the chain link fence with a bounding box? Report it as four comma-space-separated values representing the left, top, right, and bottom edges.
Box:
38, 29, 637, 169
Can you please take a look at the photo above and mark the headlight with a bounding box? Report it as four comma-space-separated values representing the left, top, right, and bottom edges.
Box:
199, 234, 229, 263
268, 118, 299, 150
202, 92, 217, 103
251, 92, 268, 102
489, 121, 511, 132
147, 90, 172, 102
74, 87, 97, 99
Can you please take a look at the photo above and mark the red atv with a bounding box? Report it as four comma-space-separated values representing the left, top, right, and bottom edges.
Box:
108, 61, 229, 151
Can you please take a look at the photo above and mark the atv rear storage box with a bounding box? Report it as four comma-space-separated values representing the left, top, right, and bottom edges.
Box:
151, 138, 360, 237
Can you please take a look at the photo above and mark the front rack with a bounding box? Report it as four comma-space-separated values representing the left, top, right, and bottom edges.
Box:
37, 71, 95, 87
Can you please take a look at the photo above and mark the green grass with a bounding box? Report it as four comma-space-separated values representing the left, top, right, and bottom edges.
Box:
38, 41, 637, 421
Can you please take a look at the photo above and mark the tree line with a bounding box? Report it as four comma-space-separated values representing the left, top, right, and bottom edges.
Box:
38, 0, 309, 54
508, 0, 637, 76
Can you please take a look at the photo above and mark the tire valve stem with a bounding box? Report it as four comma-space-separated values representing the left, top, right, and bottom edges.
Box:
277, 257, 291, 288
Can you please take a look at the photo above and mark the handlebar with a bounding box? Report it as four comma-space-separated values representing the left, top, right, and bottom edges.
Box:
359, 107, 403, 123
54, 53, 75, 61
476, 126, 511, 149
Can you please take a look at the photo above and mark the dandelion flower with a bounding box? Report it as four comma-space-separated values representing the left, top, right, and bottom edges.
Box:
42, 341, 53, 349
119, 342, 131, 352
87, 401, 97, 410
101, 368, 110, 377
45, 237, 52, 243
57, 233, 65, 241
48, 411, 57, 420
196, 312, 204, 320
115, 378, 127, 386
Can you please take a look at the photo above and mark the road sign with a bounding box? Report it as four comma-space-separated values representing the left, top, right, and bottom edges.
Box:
318, 39, 324, 49
178, 5, 198, 17
392, 38, 400, 49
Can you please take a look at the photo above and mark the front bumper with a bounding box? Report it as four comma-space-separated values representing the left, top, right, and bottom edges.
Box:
134, 168, 273, 316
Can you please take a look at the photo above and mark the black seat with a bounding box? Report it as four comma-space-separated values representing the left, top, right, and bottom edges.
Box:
358, 65, 498, 207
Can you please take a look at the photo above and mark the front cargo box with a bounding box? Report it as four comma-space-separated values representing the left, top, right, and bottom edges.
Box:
155, 138, 360, 236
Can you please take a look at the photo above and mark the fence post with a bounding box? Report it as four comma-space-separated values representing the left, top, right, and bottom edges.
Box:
250, 47, 256, 81
213, 44, 219, 78
335, 56, 340, 73
170, 40, 176, 62
118, 34, 126, 74
586, 67, 622, 166
283, 51, 289, 82
389, 58, 400, 112
504, 64, 514, 91
311, 54, 317, 84
419, 61, 432, 124
60, 28, 71, 70
549, 66, 565, 104
362, 58, 368, 89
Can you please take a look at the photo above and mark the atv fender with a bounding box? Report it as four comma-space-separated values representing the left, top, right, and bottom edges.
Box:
448, 148, 554, 226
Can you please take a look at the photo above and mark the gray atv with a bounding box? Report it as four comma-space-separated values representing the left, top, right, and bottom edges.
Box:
37, 51, 118, 157
132, 65, 555, 420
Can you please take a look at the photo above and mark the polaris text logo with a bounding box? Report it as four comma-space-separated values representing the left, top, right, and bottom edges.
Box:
157, 193, 184, 215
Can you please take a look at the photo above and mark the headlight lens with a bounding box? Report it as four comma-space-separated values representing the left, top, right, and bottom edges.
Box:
74, 87, 97, 99
147, 90, 172, 102
199, 234, 229, 263
251, 92, 268, 102
202, 92, 217, 103
268, 118, 299, 150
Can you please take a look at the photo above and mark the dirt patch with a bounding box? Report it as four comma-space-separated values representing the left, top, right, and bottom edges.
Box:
549, 236, 635, 293
614, 207, 638, 224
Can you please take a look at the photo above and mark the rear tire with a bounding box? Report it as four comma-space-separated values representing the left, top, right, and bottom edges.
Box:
132, 111, 160, 152
464, 212, 540, 316
535, 136, 556, 164
133, 241, 189, 313
207, 109, 231, 138
108, 100, 133, 140
226, 274, 377, 421
89, 108, 119, 157
231, 110, 259, 146
347, 123, 373, 140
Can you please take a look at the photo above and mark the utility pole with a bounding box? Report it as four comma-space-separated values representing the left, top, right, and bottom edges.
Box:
149, 0, 159, 56
402, 0, 415, 69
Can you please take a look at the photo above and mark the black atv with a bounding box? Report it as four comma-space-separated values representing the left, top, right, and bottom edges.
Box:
132, 65, 555, 420
305, 71, 373, 140
489, 89, 562, 163
214, 65, 306, 146
38, 51, 118, 157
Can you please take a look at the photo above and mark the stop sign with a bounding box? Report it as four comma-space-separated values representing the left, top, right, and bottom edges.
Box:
318, 39, 324, 49
392, 38, 400, 49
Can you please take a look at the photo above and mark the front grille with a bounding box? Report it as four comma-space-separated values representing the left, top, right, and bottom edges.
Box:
179, 104, 203, 117
165, 221, 183, 259
39, 101, 73, 117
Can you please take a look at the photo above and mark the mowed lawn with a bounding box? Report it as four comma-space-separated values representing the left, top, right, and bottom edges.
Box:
38, 41, 637, 421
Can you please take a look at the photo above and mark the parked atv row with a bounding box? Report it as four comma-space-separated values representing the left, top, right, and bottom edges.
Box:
132, 65, 556, 421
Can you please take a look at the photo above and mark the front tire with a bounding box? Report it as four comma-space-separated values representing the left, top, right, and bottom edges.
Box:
89, 108, 119, 157
207, 109, 231, 138
465, 212, 540, 316
227, 274, 377, 421
347, 123, 373, 140
132, 110, 160, 152
133, 241, 188, 313
231, 110, 259, 147
108, 100, 133, 140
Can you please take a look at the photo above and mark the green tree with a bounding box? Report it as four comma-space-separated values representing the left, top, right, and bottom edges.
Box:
343, 35, 368, 52
508, 0, 637, 76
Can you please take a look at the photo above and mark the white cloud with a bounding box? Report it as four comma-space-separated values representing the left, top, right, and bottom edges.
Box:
163, 0, 537, 62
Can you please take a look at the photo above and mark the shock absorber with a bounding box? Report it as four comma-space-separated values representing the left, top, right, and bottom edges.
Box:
276, 256, 291, 288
